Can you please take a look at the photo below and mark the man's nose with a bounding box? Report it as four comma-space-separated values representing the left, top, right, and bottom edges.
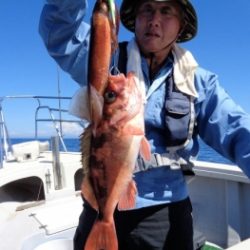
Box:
148, 10, 161, 25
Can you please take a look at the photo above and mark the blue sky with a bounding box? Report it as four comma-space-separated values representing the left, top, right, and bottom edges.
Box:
1, 0, 250, 138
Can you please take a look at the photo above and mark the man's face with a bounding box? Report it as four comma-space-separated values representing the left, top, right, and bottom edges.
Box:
135, 1, 182, 55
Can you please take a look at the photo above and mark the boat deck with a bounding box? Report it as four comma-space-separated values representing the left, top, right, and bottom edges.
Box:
0, 191, 82, 250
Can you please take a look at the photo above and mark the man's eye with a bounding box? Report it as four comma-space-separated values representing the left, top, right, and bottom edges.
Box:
144, 7, 153, 13
161, 7, 177, 17
162, 9, 171, 15
138, 6, 153, 16
104, 90, 117, 103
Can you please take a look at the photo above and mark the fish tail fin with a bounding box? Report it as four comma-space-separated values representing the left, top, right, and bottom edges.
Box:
84, 220, 118, 250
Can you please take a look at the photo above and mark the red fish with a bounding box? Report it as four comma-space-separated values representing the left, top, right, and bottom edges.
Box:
80, 1, 151, 249
82, 72, 150, 250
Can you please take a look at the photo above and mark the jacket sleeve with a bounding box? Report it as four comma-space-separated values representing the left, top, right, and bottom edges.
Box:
39, 0, 90, 86
195, 68, 250, 178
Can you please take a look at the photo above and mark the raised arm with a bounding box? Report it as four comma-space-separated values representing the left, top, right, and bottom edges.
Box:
39, 0, 90, 86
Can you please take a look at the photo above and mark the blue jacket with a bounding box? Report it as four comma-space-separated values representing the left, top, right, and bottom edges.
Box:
39, 0, 250, 208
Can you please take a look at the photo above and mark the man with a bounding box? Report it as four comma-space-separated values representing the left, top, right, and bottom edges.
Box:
39, 0, 250, 249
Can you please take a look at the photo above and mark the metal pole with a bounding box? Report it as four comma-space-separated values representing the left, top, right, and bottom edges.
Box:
0, 122, 3, 169
0, 103, 13, 166
51, 136, 63, 190
57, 66, 63, 138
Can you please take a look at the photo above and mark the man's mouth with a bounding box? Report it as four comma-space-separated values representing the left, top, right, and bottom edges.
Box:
145, 32, 160, 38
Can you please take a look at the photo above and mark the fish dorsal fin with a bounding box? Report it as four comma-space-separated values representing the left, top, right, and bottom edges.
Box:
80, 125, 92, 175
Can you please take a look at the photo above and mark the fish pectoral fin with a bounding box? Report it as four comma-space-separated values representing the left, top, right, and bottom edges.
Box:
81, 176, 99, 211
117, 180, 137, 210
140, 136, 151, 161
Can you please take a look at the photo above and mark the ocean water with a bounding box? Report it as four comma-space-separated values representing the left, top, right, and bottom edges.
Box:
9, 137, 233, 165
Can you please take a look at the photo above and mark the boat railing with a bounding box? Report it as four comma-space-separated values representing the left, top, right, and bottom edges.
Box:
0, 95, 83, 168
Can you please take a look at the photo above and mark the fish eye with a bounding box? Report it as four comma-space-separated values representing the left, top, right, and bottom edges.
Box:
104, 90, 117, 103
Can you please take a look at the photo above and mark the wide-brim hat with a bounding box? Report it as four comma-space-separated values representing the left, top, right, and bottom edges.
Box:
120, 0, 197, 42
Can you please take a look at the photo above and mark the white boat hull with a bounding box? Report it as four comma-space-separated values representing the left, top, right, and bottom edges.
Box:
1, 157, 250, 249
